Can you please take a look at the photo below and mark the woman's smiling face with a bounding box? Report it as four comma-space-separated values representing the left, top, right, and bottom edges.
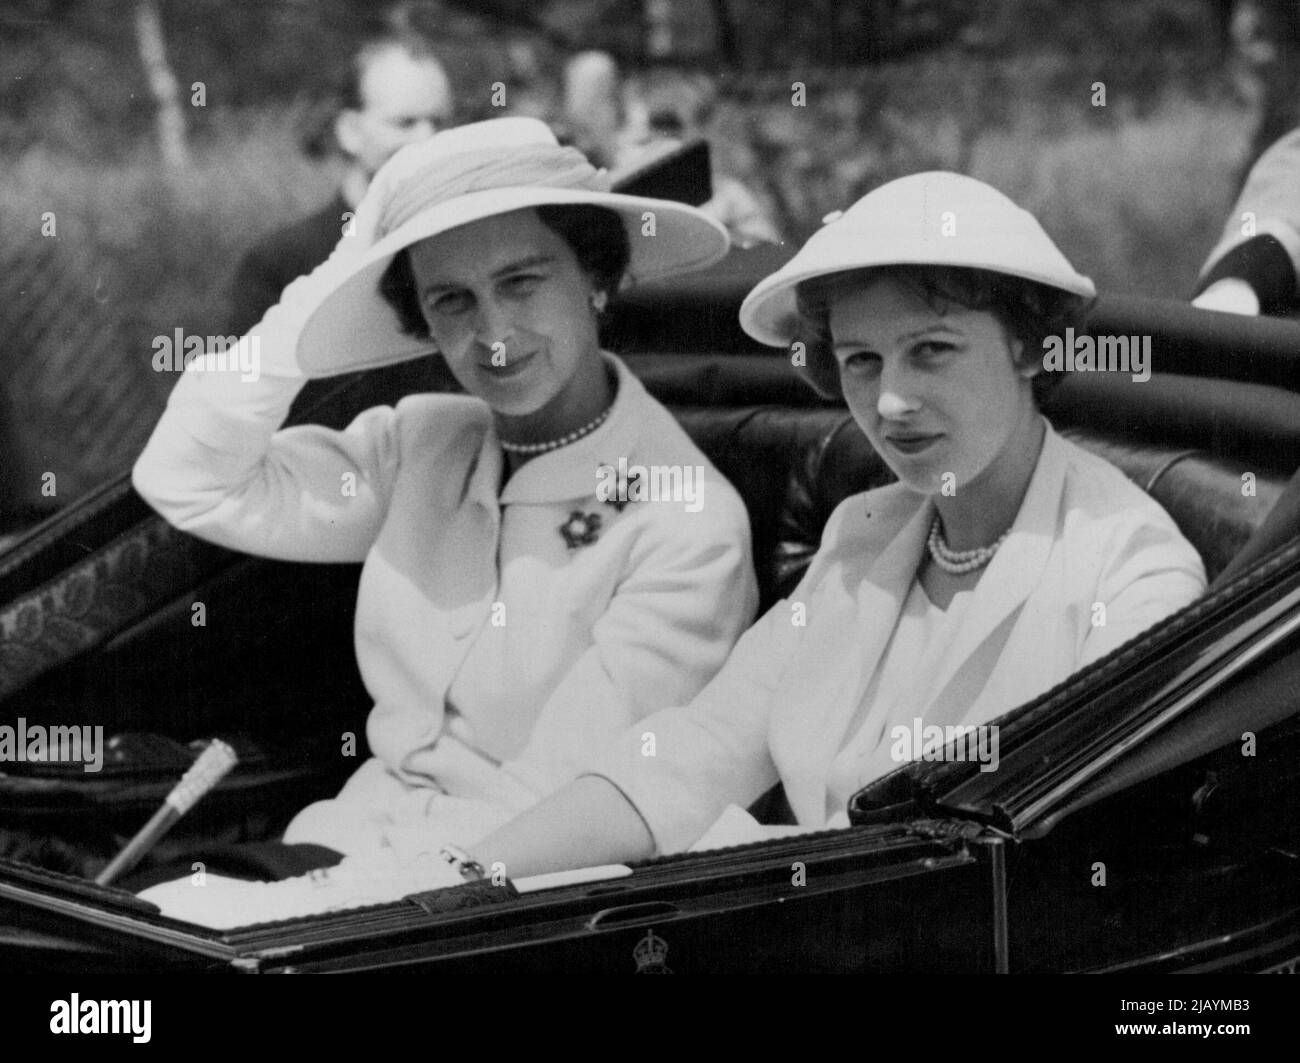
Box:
828, 276, 1038, 495
408, 208, 603, 417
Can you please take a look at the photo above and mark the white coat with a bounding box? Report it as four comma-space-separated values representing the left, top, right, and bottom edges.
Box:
590, 422, 1207, 855
132, 274, 757, 858
1202, 127, 1300, 286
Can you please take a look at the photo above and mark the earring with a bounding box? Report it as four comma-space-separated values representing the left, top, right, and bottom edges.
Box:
589, 290, 608, 314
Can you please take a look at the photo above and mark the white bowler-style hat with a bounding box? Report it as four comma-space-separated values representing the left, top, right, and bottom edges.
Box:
738, 171, 1096, 348
297, 117, 729, 377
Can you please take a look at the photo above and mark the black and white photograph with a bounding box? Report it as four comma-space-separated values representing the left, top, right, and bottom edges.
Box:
0, 0, 1298, 1016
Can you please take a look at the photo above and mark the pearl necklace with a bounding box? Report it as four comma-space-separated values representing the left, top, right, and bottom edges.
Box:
498, 404, 613, 455
926, 517, 1009, 575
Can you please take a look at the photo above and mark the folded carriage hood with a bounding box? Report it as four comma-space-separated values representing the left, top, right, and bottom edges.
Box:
849, 533, 1300, 840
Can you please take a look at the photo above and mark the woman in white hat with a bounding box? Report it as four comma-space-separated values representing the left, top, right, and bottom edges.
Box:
421, 172, 1209, 883
131, 118, 757, 924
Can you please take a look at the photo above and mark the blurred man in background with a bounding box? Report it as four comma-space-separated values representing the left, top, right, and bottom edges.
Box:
559, 50, 627, 169
226, 30, 453, 334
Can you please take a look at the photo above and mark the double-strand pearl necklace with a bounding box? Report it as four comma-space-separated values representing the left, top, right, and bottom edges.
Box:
927, 517, 1010, 575
498, 404, 613, 456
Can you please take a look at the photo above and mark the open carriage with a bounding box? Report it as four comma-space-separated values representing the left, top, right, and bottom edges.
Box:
2, 174, 1300, 973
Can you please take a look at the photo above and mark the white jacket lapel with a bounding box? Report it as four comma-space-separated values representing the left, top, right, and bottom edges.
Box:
924, 424, 1067, 711
781, 490, 933, 824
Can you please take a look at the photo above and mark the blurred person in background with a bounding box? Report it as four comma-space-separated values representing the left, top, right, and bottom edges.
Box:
1192, 126, 1300, 317
558, 50, 628, 169
618, 71, 781, 249
560, 56, 781, 249
226, 30, 454, 335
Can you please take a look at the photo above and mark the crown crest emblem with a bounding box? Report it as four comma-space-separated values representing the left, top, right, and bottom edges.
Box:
633, 929, 672, 973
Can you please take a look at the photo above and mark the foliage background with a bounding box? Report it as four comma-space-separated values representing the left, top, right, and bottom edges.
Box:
0, 0, 1287, 522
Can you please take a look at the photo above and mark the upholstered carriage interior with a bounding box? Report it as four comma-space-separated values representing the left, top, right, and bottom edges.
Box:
2, 295, 1299, 874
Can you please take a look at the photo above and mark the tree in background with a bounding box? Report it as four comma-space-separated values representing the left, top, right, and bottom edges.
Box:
133, 0, 188, 168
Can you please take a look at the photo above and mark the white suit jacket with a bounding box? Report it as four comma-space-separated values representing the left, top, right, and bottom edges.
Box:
132, 215, 757, 855
1202, 127, 1300, 286
592, 423, 1207, 855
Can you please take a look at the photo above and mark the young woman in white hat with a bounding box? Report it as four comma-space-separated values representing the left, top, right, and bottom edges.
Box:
131, 117, 758, 925
424, 171, 1209, 883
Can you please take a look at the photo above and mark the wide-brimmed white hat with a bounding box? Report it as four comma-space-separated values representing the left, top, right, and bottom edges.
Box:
296, 117, 729, 377
739, 171, 1095, 348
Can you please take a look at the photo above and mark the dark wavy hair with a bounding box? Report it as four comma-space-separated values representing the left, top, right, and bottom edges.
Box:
378, 204, 631, 339
793, 265, 1095, 407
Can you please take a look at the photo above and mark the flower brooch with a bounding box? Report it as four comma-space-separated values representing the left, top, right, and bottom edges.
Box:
560, 511, 603, 550
559, 461, 644, 549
